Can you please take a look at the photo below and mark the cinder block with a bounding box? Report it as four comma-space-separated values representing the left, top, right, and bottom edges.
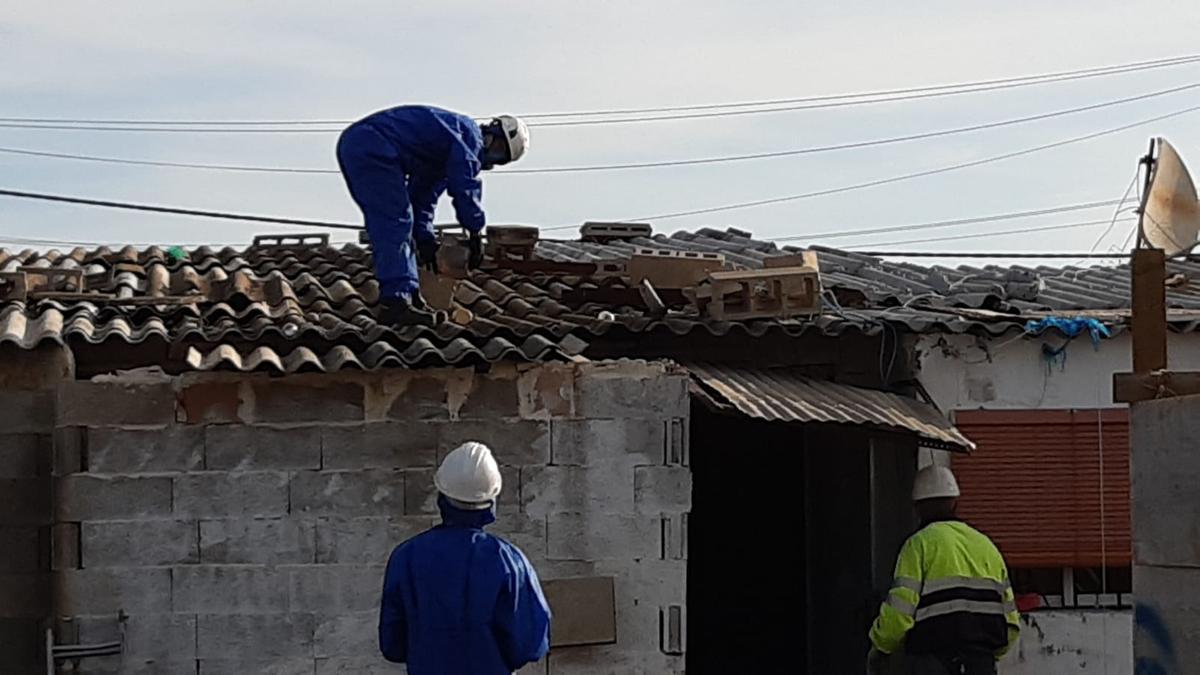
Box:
551, 419, 665, 466
200, 518, 316, 564
315, 657, 406, 675
206, 425, 321, 471
291, 470, 404, 517
322, 422, 437, 470
490, 515, 548, 562
439, 420, 550, 466
404, 466, 519, 515
1134, 565, 1200, 667
575, 372, 688, 420
633, 467, 691, 513
0, 478, 50, 525
517, 364, 575, 420
456, 375, 520, 419
547, 514, 660, 561
57, 381, 175, 426
547, 644, 682, 674
248, 379, 364, 423
58, 567, 171, 614
52, 523, 79, 570
288, 564, 385, 613
594, 559, 686, 606
199, 658, 317, 675
521, 465, 634, 518
383, 375, 450, 421
174, 472, 289, 518
77, 612, 197, 663
88, 426, 204, 473
0, 527, 40, 573
0, 574, 49, 618
197, 613, 315, 659
314, 611, 376, 658
0, 390, 52, 433
1132, 399, 1200, 566
173, 565, 288, 613
82, 520, 199, 567
180, 381, 243, 424
315, 516, 434, 564
58, 474, 172, 520
0, 434, 48, 478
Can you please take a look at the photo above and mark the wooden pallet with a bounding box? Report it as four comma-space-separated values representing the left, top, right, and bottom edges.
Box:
628, 248, 725, 289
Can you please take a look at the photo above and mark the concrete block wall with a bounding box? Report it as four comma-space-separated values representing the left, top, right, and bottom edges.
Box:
51, 360, 689, 675
1129, 396, 1200, 674
0, 343, 74, 674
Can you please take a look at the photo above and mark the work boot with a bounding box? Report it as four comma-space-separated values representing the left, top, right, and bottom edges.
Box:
378, 295, 442, 328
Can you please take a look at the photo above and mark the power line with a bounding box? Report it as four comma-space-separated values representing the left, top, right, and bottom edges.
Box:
768, 199, 1127, 241
2, 53, 1197, 128
854, 250, 1136, 259
518, 54, 1200, 118
0, 188, 361, 230
504, 83, 1200, 171
529, 61, 1200, 127
6, 83, 1194, 177
625, 102, 1200, 222
847, 217, 1135, 248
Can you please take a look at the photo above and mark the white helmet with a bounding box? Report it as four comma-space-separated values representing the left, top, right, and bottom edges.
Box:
491, 115, 529, 164
912, 465, 960, 501
435, 441, 502, 509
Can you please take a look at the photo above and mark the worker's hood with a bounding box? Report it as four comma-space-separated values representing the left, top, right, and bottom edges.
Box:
437, 493, 497, 529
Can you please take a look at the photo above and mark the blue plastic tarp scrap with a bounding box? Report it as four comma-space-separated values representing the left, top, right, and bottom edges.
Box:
1023, 316, 1112, 346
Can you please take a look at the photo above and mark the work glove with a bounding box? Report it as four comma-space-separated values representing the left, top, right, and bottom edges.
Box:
416, 238, 440, 273
467, 231, 484, 270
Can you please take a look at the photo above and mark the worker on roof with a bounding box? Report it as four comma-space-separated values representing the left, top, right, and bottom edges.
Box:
867, 466, 1020, 675
379, 441, 551, 674
337, 106, 530, 326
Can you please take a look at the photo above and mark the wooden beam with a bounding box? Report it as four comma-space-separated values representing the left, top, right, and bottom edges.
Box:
1131, 247, 1167, 373
1113, 371, 1200, 402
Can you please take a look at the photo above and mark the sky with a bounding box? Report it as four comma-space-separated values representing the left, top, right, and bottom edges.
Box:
2, 1, 1200, 264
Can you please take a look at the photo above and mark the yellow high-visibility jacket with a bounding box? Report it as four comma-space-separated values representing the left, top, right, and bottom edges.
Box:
869, 520, 1020, 659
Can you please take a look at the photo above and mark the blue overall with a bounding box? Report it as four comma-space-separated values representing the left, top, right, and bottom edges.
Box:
379, 496, 551, 674
336, 106, 487, 300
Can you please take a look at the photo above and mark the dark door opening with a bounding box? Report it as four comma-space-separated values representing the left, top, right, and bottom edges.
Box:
686, 404, 916, 673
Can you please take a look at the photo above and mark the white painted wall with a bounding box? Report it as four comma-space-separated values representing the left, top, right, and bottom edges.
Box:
1001, 611, 1132, 675
917, 332, 1200, 412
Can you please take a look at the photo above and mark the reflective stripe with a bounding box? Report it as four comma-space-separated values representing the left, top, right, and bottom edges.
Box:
893, 576, 922, 593
914, 599, 1009, 622
886, 590, 916, 616
921, 576, 1008, 595
1004, 600, 1018, 615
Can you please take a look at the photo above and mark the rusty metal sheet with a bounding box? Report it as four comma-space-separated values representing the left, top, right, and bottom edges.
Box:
687, 362, 974, 452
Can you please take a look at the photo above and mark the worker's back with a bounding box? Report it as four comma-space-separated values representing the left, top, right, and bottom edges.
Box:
903, 520, 1012, 656
379, 501, 550, 675
358, 105, 483, 179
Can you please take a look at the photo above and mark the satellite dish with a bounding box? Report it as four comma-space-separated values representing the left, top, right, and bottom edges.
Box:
1141, 137, 1200, 257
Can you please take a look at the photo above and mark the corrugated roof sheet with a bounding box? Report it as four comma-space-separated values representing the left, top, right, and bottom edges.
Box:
687, 362, 975, 451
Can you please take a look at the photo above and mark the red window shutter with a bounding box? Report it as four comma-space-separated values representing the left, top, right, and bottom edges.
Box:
951, 409, 1131, 568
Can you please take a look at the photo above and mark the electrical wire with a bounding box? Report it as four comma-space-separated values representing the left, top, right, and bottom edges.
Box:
846, 217, 1135, 248
768, 198, 1126, 242
1088, 170, 1141, 253
502, 83, 1200, 171
2, 54, 1197, 131
625, 102, 1200, 222
0, 188, 360, 230
5, 84, 1193, 176
517, 53, 1200, 118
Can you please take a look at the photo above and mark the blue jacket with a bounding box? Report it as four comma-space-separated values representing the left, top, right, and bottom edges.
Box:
379, 496, 551, 674
360, 105, 487, 234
